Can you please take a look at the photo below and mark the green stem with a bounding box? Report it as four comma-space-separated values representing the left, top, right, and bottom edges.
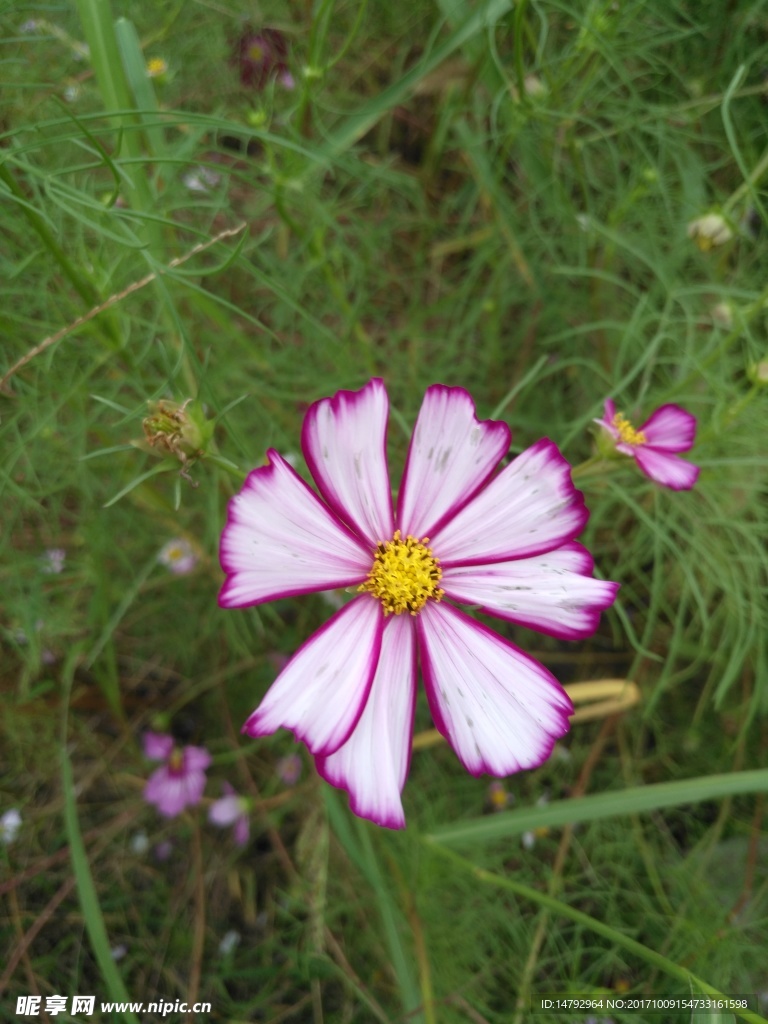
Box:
206, 452, 248, 482
571, 454, 616, 480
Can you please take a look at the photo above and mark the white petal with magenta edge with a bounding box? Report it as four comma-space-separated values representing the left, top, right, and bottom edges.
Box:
431, 438, 587, 566
317, 614, 417, 829
417, 601, 573, 777
243, 596, 384, 757
219, 451, 371, 607
302, 378, 394, 546
441, 543, 618, 640
397, 385, 510, 540
634, 446, 700, 490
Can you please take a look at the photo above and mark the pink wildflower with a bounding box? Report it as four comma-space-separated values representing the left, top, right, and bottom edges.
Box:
219, 380, 618, 828
142, 732, 211, 818
232, 27, 293, 90
594, 398, 699, 491
208, 783, 249, 846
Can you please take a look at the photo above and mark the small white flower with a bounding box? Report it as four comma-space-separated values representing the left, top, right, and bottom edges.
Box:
182, 166, 221, 194
129, 830, 150, 855
218, 929, 241, 955
111, 944, 128, 961
1, 809, 22, 845
687, 212, 734, 251
158, 538, 197, 575
521, 830, 536, 850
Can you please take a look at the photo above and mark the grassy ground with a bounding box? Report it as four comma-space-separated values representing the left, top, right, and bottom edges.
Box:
2, 0, 768, 1022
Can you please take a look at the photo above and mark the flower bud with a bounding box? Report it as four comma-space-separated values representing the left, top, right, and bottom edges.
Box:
747, 360, 768, 386
138, 399, 213, 473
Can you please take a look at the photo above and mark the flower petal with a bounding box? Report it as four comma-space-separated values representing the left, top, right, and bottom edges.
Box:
441, 542, 619, 640
242, 596, 384, 756
219, 451, 371, 608
143, 731, 174, 761
183, 746, 212, 772
316, 614, 417, 830
639, 404, 697, 452
302, 378, 394, 545
431, 439, 588, 565
397, 385, 511, 539
208, 795, 242, 827
145, 767, 206, 817
593, 398, 618, 436
417, 602, 573, 776
633, 446, 700, 490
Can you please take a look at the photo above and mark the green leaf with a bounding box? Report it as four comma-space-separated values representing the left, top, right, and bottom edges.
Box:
428, 771, 768, 845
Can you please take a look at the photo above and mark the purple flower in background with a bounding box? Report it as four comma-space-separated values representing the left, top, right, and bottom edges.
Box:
143, 732, 211, 818
219, 379, 618, 829
594, 398, 700, 491
208, 783, 249, 846
276, 753, 302, 786
41, 548, 66, 574
232, 27, 294, 90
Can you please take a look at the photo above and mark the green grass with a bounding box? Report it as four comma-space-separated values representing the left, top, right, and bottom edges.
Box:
2, 0, 768, 1021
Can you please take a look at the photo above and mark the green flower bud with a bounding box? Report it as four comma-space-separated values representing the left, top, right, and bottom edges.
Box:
139, 399, 214, 473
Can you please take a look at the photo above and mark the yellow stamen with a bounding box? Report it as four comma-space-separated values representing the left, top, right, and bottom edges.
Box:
168, 747, 184, 773
612, 412, 646, 446
359, 530, 443, 616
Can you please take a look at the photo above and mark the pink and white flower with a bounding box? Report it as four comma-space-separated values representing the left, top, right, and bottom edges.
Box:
219, 380, 618, 828
142, 732, 211, 818
208, 783, 249, 846
594, 399, 699, 491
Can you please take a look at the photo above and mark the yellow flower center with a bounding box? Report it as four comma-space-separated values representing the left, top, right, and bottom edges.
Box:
359, 531, 444, 616
612, 412, 646, 446
168, 747, 184, 773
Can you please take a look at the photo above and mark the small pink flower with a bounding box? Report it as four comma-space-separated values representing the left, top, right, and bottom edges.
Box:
219, 380, 618, 829
594, 399, 700, 491
208, 783, 249, 846
598, 399, 700, 491
232, 27, 293, 90
276, 753, 302, 786
142, 732, 211, 818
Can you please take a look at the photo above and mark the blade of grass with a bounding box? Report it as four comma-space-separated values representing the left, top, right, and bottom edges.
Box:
428, 770, 768, 845
325, 790, 423, 1022
60, 649, 140, 1024
319, 0, 512, 160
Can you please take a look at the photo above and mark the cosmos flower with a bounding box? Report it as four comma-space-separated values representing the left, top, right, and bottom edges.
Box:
219, 380, 617, 828
276, 753, 302, 786
232, 27, 294, 90
142, 732, 211, 818
208, 783, 249, 846
158, 538, 198, 575
594, 398, 700, 491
